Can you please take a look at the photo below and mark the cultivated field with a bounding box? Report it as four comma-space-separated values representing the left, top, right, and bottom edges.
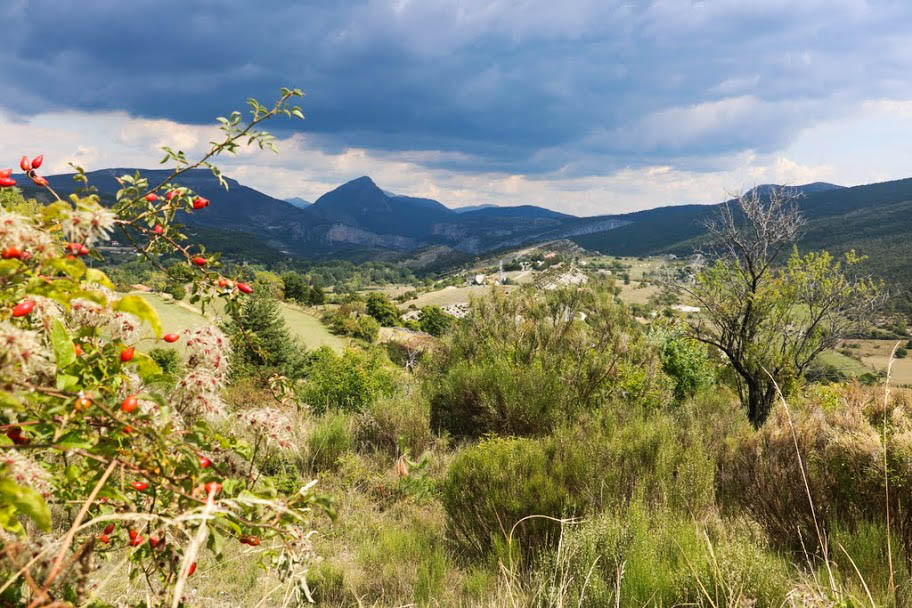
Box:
845, 339, 912, 385
400, 284, 514, 308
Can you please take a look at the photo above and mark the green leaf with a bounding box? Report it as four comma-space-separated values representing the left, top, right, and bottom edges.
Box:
0, 390, 24, 411
56, 432, 93, 450
56, 373, 79, 392
49, 257, 87, 281
0, 475, 51, 532
51, 319, 75, 368
207, 526, 226, 559
0, 259, 21, 277
133, 353, 163, 382
85, 268, 115, 289
113, 295, 162, 338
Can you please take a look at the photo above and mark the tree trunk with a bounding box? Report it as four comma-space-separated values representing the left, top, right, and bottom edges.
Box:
746, 380, 776, 428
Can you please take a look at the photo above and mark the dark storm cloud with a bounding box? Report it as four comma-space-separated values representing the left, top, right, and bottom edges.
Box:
2, 0, 911, 176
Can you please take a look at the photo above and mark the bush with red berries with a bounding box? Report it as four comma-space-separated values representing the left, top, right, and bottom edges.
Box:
0, 89, 328, 607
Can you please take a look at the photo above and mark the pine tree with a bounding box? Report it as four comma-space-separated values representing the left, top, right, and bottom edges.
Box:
223, 291, 303, 377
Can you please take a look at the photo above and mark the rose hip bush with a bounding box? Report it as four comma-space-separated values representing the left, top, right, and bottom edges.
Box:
0, 89, 329, 607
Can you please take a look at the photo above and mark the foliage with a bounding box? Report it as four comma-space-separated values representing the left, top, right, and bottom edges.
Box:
676, 188, 882, 426
418, 305, 452, 336
354, 315, 380, 343
307, 412, 355, 472
164, 281, 186, 301
538, 505, 792, 608
653, 324, 716, 402
356, 392, 434, 458
441, 406, 716, 563
223, 290, 305, 378
148, 346, 182, 375
299, 346, 399, 414
441, 436, 587, 561
366, 292, 400, 327
281, 271, 309, 302
253, 270, 284, 298
0, 88, 327, 607
425, 285, 670, 437
718, 383, 912, 567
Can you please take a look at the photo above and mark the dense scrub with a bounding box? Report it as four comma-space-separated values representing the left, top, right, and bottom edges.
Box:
425, 286, 671, 437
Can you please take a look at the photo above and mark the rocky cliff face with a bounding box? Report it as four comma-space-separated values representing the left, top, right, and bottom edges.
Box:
323, 224, 418, 249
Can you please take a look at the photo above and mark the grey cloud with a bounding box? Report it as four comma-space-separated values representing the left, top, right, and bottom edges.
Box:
0, 0, 910, 177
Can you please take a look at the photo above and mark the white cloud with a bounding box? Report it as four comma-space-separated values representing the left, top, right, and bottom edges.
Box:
0, 96, 910, 220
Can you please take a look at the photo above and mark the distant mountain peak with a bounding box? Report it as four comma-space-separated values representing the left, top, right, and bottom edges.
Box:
285, 197, 311, 209
748, 182, 845, 196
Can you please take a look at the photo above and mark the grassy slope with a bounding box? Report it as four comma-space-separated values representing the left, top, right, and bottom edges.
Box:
137, 293, 347, 353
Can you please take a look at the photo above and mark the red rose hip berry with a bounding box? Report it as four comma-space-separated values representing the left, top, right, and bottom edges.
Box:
121, 395, 139, 413
11, 300, 35, 317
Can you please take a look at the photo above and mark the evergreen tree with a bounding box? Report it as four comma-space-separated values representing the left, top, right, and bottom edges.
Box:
223, 291, 304, 377
282, 271, 309, 302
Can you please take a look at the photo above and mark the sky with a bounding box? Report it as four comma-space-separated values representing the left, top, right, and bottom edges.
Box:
1, 0, 912, 216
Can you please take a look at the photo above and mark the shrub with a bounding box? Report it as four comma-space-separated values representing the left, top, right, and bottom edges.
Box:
354, 315, 380, 343
165, 281, 186, 301
0, 88, 324, 605
300, 346, 399, 413
366, 292, 400, 326
442, 407, 717, 563
896, 346, 908, 359
307, 412, 355, 471
281, 271, 309, 302
718, 383, 912, 564
418, 305, 452, 336
653, 326, 716, 402
538, 505, 792, 608
441, 436, 589, 561
148, 346, 182, 375
356, 392, 433, 458
425, 286, 670, 437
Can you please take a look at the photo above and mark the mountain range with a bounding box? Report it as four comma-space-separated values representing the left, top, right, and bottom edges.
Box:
14, 169, 912, 289
16, 170, 624, 260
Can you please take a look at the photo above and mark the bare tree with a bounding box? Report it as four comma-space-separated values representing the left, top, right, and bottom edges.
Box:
672, 187, 882, 426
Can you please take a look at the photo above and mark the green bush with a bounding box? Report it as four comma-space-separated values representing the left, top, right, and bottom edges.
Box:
366, 292, 400, 326
148, 347, 182, 376
653, 326, 716, 402
441, 436, 591, 561
354, 315, 380, 343
539, 505, 792, 608
357, 392, 433, 458
307, 412, 355, 471
718, 384, 912, 564
441, 407, 717, 563
418, 305, 452, 336
425, 286, 670, 438
300, 346, 399, 414
165, 281, 186, 301
281, 271, 309, 302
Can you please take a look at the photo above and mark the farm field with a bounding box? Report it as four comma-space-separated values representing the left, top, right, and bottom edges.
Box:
400, 284, 514, 308
616, 282, 661, 305
846, 339, 912, 385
